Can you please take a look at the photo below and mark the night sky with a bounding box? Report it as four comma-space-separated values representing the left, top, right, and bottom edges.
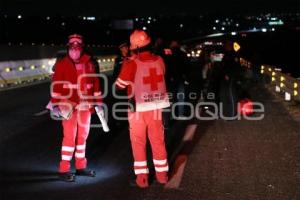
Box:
1, 0, 299, 16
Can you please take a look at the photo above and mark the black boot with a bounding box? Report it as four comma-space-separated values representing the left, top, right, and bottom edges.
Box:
58, 172, 75, 182
75, 169, 96, 177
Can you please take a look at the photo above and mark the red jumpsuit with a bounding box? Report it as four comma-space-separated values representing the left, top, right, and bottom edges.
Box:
51, 54, 102, 173
115, 52, 170, 178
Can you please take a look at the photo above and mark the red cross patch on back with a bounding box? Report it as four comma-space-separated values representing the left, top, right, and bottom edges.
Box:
143, 68, 163, 91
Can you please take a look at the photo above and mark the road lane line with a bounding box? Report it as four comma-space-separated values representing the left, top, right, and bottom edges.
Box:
165, 124, 198, 189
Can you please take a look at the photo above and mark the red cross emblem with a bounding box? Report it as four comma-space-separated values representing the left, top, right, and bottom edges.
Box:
143, 68, 163, 91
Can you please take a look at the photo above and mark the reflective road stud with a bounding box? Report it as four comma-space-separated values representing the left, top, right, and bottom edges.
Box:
285, 92, 291, 101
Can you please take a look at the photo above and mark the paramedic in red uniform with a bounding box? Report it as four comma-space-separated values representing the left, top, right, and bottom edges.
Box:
115, 30, 170, 188
50, 34, 103, 182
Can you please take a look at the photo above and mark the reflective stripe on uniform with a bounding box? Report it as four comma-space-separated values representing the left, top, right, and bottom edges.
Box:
134, 161, 147, 167
134, 168, 149, 175
155, 166, 169, 172
51, 92, 61, 97
94, 91, 102, 96
117, 78, 130, 86
63, 83, 94, 89
116, 81, 126, 88
62, 155, 72, 161
76, 144, 86, 150
63, 84, 78, 89
75, 152, 85, 158
62, 146, 75, 152
153, 159, 167, 165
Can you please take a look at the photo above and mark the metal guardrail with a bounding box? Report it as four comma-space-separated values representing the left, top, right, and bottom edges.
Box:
0, 58, 54, 88
260, 64, 300, 101
240, 57, 300, 102
0, 55, 116, 89
95, 56, 116, 73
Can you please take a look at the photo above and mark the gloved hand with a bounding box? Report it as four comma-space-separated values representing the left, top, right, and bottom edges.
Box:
52, 106, 61, 118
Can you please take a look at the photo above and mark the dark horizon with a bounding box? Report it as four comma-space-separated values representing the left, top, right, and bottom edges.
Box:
1, 0, 300, 17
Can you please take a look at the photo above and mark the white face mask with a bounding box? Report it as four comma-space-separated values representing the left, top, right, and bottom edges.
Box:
68, 49, 81, 62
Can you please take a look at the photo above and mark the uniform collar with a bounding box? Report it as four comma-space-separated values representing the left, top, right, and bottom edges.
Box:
137, 51, 153, 60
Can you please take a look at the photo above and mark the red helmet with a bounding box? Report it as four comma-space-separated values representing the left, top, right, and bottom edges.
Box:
130, 30, 151, 50
68, 34, 83, 47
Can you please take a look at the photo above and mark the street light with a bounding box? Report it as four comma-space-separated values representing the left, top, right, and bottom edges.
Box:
262, 28, 267, 32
